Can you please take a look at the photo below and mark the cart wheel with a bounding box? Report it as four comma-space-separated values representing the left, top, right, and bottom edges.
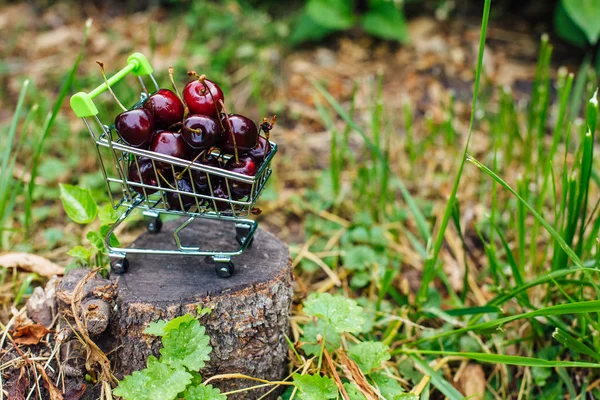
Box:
147, 217, 162, 234
215, 262, 235, 278
111, 258, 129, 274
236, 234, 254, 247
235, 224, 254, 248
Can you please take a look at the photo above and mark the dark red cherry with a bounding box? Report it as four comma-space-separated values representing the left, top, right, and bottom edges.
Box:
143, 89, 184, 130
219, 114, 258, 154
167, 178, 197, 211
191, 155, 221, 190
183, 79, 224, 117
115, 108, 154, 148
210, 182, 233, 212
181, 114, 221, 150
224, 155, 258, 199
150, 131, 190, 169
128, 157, 159, 195
247, 136, 272, 162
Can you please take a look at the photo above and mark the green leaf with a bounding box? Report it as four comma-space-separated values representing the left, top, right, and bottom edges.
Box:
555, 1, 588, 47
66, 246, 93, 261
100, 225, 120, 247
344, 246, 377, 271
113, 356, 192, 400
362, 0, 409, 43
98, 203, 119, 225
300, 321, 341, 355
183, 384, 226, 400
303, 293, 365, 333
306, 0, 355, 30
59, 183, 98, 224
292, 373, 338, 400
290, 11, 338, 45
369, 371, 406, 399
144, 314, 196, 337
344, 382, 367, 400
348, 341, 391, 373
160, 319, 212, 371
86, 231, 105, 253
562, 0, 600, 44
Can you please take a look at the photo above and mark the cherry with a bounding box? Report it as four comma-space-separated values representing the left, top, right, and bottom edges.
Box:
183, 76, 224, 117
143, 89, 184, 129
210, 182, 233, 212
191, 154, 221, 190
128, 157, 159, 195
114, 108, 154, 148
219, 114, 258, 155
246, 136, 271, 162
150, 131, 190, 169
167, 178, 197, 211
224, 155, 258, 199
181, 114, 221, 150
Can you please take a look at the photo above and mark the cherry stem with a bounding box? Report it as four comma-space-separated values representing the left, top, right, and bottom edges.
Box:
198, 74, 225, 131
176, 149, 207, 180
97, 61, 127, 112
157, 169, 176, 190
219, 100, 239, 164
168, 66, 184, 104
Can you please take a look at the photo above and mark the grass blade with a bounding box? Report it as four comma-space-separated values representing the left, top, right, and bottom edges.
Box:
410, 354, 465, 400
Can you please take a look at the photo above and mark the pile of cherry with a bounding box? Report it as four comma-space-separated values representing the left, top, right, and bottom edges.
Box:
112, 70, 274, 212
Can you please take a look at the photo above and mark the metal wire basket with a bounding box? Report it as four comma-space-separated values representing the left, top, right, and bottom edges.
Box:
70, 53, 277, 277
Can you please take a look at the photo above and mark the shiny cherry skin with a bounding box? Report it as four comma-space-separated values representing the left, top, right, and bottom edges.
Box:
150, 131, 190, 169
167, 178, 197, 211
224, 155, 258, 199
181, 114, 221, 150
115, 108, 154, 148
128, 157, 159, 195
211, 182, 233, 211
191, 154, 221, 190
183, 79, 224, 117
247, 136, 271, 162
143, 89, 184, 129
219, 114, 258, 154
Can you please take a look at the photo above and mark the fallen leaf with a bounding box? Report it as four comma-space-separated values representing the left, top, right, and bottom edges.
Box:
458, 364, 486, 400
12, 324, 51, 345
35, 362, 64, 400
0, 253, 64, 276
7, 366, 29, 400
338, 351, 379, 400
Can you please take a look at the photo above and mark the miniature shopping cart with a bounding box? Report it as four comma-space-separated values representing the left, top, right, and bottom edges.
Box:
70, 53, 276, 278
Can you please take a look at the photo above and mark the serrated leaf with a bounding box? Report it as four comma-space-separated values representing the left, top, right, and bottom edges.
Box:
562, 0, 600, 44
160, 319, 212, 371
98, 203, 119, 225
86, 231, 105, 253
344, 246, 377, 271
300, 321, 341, 355
144, 314, 196, 337
113, 356, 192, 400
292, 373, 338, 400
369, 371, 406, 399
183, 384, 226, 400
348, 341, 391, 373
344, 382, 367, 400
361, 0, 409, 43
59, 183, 98, 224
66, 245, 93, 261
303, 293, 365, 333
305, 0, 354, 30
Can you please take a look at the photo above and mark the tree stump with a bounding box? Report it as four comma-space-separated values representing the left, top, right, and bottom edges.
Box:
105, 218, 292, 399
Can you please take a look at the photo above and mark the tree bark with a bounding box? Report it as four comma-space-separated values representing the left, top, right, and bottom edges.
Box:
104, 218, 293, 399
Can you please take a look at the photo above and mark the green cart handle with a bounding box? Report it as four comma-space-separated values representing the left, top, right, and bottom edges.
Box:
70, 52, 154, 118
